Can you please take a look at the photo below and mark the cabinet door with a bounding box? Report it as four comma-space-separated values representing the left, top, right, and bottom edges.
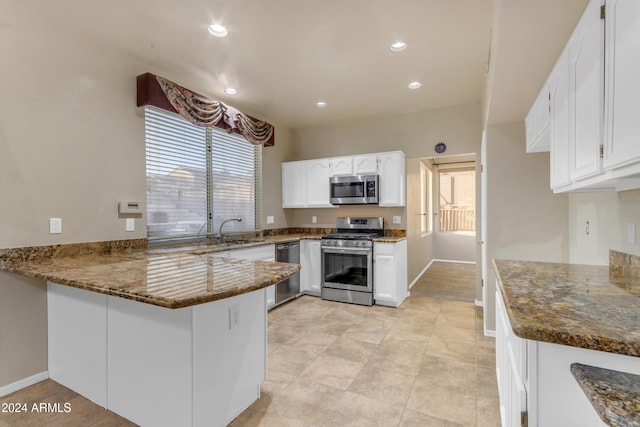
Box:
373, 252, 396, 303
282, 161, 307, 208
569, 0, 604, 181
330, 157, 353, 176
604, 0, 640, 170
549, 50, 572, 189
378, 152, 405, 206
353, 154, 378, 174
300, 240, 321, 294
526, 86, 551, 153
306, 159, 331, 207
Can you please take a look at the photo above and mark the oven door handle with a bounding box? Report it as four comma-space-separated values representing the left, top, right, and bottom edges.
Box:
321, 247, 372, 255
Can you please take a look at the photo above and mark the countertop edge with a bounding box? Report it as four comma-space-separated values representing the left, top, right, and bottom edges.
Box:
571, 363, 640, 427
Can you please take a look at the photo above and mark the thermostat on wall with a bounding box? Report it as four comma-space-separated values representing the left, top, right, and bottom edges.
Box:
118, 201, 141, 215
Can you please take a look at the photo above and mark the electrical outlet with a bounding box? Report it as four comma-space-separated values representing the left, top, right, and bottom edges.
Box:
229, 304, 240, 330
392, 215, 401, 225
312, 216, 317, 224
266, 215, 275, 224
49, 218, 62, 234
126, 218, 135, 232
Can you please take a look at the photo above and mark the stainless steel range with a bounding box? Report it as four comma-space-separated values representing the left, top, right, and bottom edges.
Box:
321, 217, 384, 306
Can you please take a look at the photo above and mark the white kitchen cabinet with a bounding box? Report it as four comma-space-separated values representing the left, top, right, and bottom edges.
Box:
282, 161, 307, 208
525, 83, 551, 153
495, 290, 528, 427
373, 239, 408, 307
495, 287, 640, 426
377, 151, 406, 206
603, 0, 640, 170
300, 239, 321, 296
353, 154, 379, 174
306, 159, 332, 207
549, 48, 572, 190
329, 157, 353, 176
569, 0, 604, 182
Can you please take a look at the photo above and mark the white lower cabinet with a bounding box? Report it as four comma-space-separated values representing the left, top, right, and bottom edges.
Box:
495, 288, 640, 426
373, 240, 408, 307
300, 239, 321, 296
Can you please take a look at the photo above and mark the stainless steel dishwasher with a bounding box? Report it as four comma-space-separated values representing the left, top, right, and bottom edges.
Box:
274, 241, 300, 306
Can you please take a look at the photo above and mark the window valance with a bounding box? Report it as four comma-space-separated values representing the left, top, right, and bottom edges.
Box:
136, 73, 275, 147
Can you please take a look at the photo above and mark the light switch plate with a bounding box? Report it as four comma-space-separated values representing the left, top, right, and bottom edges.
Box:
266, 215, 275, 224
392, 215, 401, 225
628, 223, 636, 245
49, 218, 62, 234
312, 216, 317, 224
126, 218, 135, 232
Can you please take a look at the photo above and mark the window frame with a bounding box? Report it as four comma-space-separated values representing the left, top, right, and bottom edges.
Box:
144, 106, 262, 243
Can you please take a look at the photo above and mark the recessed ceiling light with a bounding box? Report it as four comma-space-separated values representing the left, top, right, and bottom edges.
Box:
316, 101, 327, 108
208, 24, 228, 37
389, 41, 407, 53
408, 81, 422, 90
224, 88, 238, 95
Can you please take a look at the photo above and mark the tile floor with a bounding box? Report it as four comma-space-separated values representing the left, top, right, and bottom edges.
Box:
0, 262, 500, 427
230, 261, 500, 426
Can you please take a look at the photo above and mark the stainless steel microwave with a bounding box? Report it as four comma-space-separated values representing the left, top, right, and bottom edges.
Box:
329, 175, 379, 205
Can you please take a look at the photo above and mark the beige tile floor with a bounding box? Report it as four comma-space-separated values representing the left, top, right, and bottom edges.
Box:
0, 262, 499, 427
231, 262, 501, 426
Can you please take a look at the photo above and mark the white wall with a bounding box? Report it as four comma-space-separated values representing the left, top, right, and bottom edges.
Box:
485, 122, 569, 332
0, 7, 291, 388
568, 189, 640, 265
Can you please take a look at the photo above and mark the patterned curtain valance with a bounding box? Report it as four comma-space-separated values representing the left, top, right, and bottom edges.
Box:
136, 73, 275, 147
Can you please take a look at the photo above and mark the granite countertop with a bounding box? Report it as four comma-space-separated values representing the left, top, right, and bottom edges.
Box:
372, 236, 407, 243
0, 239, 301, 309
571, 363, 640, 427
493, 259, 640, 357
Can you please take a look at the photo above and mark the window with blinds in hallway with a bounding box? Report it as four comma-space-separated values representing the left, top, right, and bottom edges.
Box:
145, 106, 261, 240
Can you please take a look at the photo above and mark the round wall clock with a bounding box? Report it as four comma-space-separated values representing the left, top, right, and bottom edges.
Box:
434, 142, 447, 154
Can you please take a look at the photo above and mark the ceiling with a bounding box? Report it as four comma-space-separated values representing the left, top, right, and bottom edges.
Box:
7, 0, 589, 129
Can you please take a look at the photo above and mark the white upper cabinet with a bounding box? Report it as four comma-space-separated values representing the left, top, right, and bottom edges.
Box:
569, 0, 604, 181
329, 157, 353, 176
378, 151, 406, 207
536, 0, 640, 192
353, 154, 379, 175
549, 50, 572, 190
603, 0, 640, 170
306, 159, 332, 207
282, 151, 406, 208
282, 161, 307, 208
525, 82, 551, 153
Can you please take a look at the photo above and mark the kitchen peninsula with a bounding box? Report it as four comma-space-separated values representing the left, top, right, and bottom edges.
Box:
493, 253, 640, 427
0, 239, 300, 427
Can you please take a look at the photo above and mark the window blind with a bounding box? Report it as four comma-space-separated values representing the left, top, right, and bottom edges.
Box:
145, 106, 261, 240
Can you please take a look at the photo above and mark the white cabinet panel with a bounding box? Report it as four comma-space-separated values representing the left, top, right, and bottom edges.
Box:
569, 0, 604, 181
228, 245, 275, 261
604, 0, 640, 170
550, 50, 572, 190
353, 154, 379, 174
378, 151, 405, 206
282, 161, 307, 208
525, 84, 551, 153
300, 239, 321, 295
306, 159, 332, 207
330, 157, 353, 176
373, 240, 407, 307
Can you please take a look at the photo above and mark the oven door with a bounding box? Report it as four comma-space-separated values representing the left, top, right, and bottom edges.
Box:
321, 246, 372, 292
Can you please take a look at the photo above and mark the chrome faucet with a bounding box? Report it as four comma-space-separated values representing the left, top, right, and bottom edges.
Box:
218, 217, 242, 243
196, 222, 208, 245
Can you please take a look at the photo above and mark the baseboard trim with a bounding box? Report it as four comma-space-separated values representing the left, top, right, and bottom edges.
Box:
0, 371, 49, 397
484, 329, 496, 338
432, 258, 476, 265
475, 299, 484, 307
408, 260, 435, 290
